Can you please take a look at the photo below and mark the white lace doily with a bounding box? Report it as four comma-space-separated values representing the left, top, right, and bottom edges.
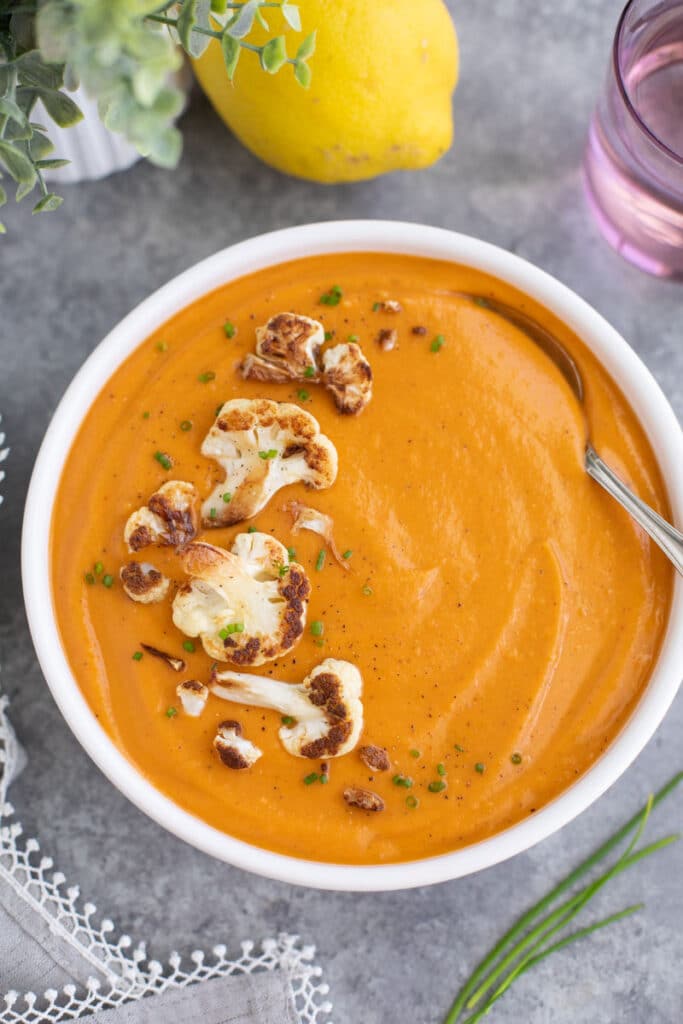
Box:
0, 695, 333, 1023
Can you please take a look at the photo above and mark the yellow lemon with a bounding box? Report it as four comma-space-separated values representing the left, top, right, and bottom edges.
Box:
193, 0, 459, 183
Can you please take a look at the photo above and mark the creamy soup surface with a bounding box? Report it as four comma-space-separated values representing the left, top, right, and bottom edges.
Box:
51, 254, 672, 864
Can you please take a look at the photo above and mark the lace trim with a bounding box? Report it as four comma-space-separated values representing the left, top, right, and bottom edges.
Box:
0, 696, 333, 1023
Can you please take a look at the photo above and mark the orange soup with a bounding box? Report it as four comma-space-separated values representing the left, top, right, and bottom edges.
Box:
51, 254, 673, 864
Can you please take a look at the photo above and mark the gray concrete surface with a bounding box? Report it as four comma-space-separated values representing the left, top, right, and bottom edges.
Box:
1, 2, 682, 1021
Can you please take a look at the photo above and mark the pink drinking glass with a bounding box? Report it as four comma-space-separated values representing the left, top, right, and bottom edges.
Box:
583, 0, 683, 279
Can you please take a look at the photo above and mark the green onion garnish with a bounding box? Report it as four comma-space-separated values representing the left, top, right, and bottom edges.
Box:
315, 549, 326, 571
180, 419, 192, 431
94, 561, 104, 575
320, 284, 343, 306
310, 620, 324, 637
281, 715, 295, 726
258, 449, 278, 460
209, 507, 217, 520
430, 334, 445, 353
342, 549, 353, 560
409, 749, 421, 759
297, 389, 310, 401
287, 546, 296, 560
142, 411, 150, 419
85, 572, 95, 585
278, 563, 289, 578
511, 752, 523, 765
348, 333, 359, 342
156, 341, 168, 352
324, 330, 334, 341
304, 772, 319, 785
247, 525, 258, 533
406, 795, 419, 809
437, 762, 447, 776
320, 773, 330, 784
218, 622, 245, 640
223, 321, 236, 338
102, 574, 114, 588
362, 585, 373, 596
475, 762, 486, 774
132, 651, 143, 661
154, 451, 172, 470
304, 365, 316, 378
372, 302, 381, 312
454, 743, 465, 752
165, 706, 178, 718
198, 371, 216, 383
428, 780, 447, 793
222, 492, 232, 503
182, 640, 195, 653
392, 774, 413, 789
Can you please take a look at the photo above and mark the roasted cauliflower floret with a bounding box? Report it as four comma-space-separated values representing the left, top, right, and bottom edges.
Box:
285, 500, 350, 571
200, 398, 337, 527
240, 312, 323, 383
213, 720, 262, 769
321, 343, 373, 415
172, 533, 310, 666
176, 679, 209, 717
119, 561, 170, 604
210, 658, 363, 759
124, 481, 198, 552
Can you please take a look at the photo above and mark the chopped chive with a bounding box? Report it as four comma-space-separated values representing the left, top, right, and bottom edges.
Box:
132, 651, 143, 661
310, 620, 324, 637
324, 330, 334, 341
287, 546, 296, 560
342, 549, 353, 560
84, 572, 95, 585
281, 715, 296, 726
511, 752, 523, 765
320, 284, 343, 306
198, 371, 216, 383
348, 333, 359, 342
475, 762, 486, 774
94, 561, 104, 575
209, 507, 217, 520
430, 334, 445, 353
474, 296, 491, 308
297, 389, 310, 401
222, 492, 232, 503
156, 341, 168, 352
219, 622, 245, 639
154, 450, 173, 470
372, 301, 381, 312
315, 549, 326, 571
406, 795, 419, 809
319, 773, 330, 784
304, 772, 319, 785
102, 574, 114, 588
315, 638, 325, 647
182, 640, 195, 653
180, 419, 192, 431
392, 774, 413, 789
247, 525, 258, 533
258, 449, 278, 460
409, 748, 421, 759
362, 585, 373, 596
437, 762, 447, 776
304, 365, 316, 378
223, 321, 236, 338
165, 706, 178, 718
454, 743, 465, 752
278, 563, 289, 578
142, 411, 150, 419
428, 779, 447, 793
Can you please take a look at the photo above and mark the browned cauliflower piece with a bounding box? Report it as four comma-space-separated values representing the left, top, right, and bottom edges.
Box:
176, 679, 209, 717
320, 343, 373, 415
240, 312, 323, 383
200, 398, 337, 527
172, 532, 310, 666
210, 658, 363, 759
213, 720, 262, 769
119, 561, 170, 604
124, 481, 198, 552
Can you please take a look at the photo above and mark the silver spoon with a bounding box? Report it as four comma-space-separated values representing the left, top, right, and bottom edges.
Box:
459, 295, 683, 576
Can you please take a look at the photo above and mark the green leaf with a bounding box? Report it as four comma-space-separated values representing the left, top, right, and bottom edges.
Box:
29, 131, 55, 160
34, 88, 83, 128
261, 35, 287, 74
0, 184, 6, 207
16, 179, 36, 202
282, 4, 302, 31
145, 126, 182, 169
0, 97, 28, 127
15, 51, 64, 91
0, 222, 6, 235
227, 0, 259, 39
211, 0, 229, 12
2, 115, 32, 142
0, 141, 37, 185
221, 34, 241, 80
294, 59, 311, 88
33, 193, 64, 214
36, 158, 70, 169
35, 3, 72, 63
177, 0, 212, 59
296, 30, 316, 61
256, 8, 269, 31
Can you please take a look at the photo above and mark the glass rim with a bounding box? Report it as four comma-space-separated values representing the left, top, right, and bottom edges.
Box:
612, 0, 683, 164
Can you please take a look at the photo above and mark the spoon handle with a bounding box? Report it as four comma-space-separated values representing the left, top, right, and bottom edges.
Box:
586, 445, 683, 577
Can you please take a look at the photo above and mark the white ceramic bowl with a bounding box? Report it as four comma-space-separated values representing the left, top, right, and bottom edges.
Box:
22, 221, 683, 891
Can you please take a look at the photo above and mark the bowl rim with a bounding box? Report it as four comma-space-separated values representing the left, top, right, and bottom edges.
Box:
22, 219, 683, 891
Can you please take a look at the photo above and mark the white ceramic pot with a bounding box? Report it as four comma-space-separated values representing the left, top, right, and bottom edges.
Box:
21, 222, 683, 891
